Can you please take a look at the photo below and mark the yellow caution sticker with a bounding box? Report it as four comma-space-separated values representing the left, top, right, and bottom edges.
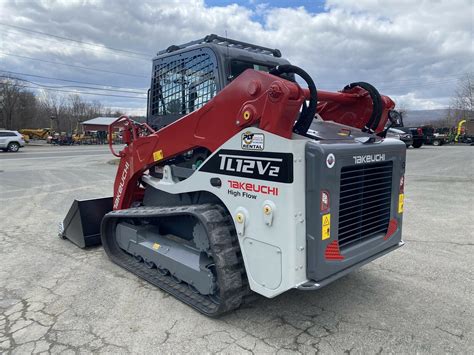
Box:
322, 213, 331, 240
152, 243, 161, 250
153, 150, 163, 162
398, 193, 404, 213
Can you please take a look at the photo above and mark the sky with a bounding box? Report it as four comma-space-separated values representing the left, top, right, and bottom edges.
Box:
0, 0, 472, 116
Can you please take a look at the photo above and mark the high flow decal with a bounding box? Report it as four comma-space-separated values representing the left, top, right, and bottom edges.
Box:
241, 131, 264, 150
199, 149, 293, 183
352, 153, 386, 164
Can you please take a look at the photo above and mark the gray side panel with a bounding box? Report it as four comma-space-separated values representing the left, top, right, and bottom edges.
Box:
115, 223, 214, 295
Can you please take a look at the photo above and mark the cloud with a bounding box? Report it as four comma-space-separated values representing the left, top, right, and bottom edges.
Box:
0, 0, 472, 114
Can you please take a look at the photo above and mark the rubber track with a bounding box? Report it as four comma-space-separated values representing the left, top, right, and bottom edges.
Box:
101, 204, 251, 317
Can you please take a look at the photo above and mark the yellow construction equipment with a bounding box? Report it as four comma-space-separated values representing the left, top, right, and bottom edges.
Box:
19, 128, 51, 140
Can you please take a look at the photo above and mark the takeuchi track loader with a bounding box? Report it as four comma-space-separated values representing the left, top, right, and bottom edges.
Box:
60, 34, 406, 316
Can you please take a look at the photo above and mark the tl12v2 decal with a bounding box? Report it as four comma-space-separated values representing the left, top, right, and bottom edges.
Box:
199, 149, 293, 183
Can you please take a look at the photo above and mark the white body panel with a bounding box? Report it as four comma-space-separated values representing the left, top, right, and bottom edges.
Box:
143, 128, 310, 298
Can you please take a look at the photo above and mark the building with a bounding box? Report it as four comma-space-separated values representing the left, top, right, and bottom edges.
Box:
80, 117, 119, 132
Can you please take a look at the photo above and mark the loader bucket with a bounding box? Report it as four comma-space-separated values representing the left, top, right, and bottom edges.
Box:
60, 197, 113, 248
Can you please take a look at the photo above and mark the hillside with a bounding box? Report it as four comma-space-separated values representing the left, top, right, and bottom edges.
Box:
403, 109, 449, 126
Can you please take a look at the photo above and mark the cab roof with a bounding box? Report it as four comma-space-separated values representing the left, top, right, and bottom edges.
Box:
156, 34, 282, 58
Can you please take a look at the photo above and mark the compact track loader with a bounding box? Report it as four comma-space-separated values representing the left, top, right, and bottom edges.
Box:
61, 34, 406, 316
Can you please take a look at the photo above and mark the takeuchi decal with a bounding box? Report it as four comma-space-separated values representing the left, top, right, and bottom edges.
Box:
113, 161, 130, 209
228, 180, 279, 196
352, 153, 386, 164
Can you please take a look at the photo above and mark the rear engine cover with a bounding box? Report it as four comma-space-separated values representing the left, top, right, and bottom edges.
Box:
305, 139, 406, 282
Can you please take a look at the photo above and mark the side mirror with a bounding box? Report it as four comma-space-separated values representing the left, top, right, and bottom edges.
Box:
378, 110, 402, 138
388, 110, 402, 126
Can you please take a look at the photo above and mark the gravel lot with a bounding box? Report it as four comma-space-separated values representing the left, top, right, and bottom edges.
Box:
0, 144, 473, 354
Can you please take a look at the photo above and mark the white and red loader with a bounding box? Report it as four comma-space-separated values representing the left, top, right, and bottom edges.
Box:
60, 35, 406, 316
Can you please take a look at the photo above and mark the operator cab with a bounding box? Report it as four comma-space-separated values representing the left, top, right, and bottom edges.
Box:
147, 34, 292, 129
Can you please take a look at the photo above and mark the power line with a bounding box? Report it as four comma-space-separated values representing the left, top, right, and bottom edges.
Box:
0, 69, 147, 90
0, 52, 148, 78
316, 74, 466, 88
371, 73, 466, 85
0, 22, 152, 59
4, 73, 456, 100
0, 29, 150, 62
106, 106, 147, 111
0, 74, 146, 95
314, 78, 461, 94
376, 78, 459, 91
8, 83, 147, 100
2, 53, 465, 97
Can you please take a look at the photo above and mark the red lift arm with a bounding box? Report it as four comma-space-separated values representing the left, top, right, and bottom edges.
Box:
109, 69, 394, 210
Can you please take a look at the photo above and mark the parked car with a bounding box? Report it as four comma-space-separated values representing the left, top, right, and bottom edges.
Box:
425, 132, 449, 146
387, 128, 413, 147
420, 126, 451, 146
396, 127, 424, 148
0, 130, 26, 152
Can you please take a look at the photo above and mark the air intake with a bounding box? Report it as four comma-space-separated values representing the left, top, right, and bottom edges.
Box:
338, 161, 393, 249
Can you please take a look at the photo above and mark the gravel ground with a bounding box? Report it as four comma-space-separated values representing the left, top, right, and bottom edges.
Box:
0, 144, 473, 354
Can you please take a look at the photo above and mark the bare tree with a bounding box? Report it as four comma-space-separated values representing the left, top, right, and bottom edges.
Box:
14, 91, 37, 130
38, 92, 68, 132
0, 77, 26, 129
68, 94, 88, 133
450, 73, 474, 122
440, 106, 459, 128
88, 100, 104, 117
1, 75, 129, 132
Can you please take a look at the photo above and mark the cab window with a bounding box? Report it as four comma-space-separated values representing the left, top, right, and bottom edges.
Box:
230, 60, 271, 79
229, 60, 294, 82
150, 50, 218, 117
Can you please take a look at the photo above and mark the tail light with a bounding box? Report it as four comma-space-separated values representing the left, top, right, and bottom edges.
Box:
399, 175, 405, 193
320, 190, 330, 211
325, 240, 344, 260
384, 219, 398, 240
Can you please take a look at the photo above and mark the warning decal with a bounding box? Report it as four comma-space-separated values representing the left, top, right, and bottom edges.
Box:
322, 213, 331, 240
398, 193, 404, 213
153, 150, 164, 162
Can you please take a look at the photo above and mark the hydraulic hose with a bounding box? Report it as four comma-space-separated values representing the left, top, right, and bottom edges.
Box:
343, 82, 383, 133
269, 64, 318, 135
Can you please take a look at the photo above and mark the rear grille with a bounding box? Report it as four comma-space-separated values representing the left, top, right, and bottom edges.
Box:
338, 161, 393, 249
